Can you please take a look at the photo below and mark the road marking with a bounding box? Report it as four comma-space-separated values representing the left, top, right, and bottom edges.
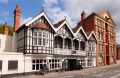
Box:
59, 75, 74, 78
110, 74, 120, 78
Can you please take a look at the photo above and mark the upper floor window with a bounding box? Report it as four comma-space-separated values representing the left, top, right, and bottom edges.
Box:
80, 41, 85, 51
33, 31, 48, 46
98, 43, 100, 51
98, 31, 100, 39
89, 42, 95, 51
101, 44, 104, 51
101, 32, 103, 40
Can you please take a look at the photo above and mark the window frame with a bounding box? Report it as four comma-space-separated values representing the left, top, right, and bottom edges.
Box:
33, 31, 48, 46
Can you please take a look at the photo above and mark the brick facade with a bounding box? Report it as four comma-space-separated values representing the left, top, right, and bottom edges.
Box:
80, 10, 116, 66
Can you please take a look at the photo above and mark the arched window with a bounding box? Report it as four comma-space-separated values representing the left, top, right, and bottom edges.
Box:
80, 41, 85, 51
98, 55, 103, 62
111, 56, 114, 62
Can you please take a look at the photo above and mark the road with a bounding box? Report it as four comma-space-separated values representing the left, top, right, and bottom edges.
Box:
57, 65, 120, 78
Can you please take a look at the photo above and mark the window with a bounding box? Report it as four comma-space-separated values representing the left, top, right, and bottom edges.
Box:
79, 60, 86, 67
8, 61, 18, 70
89, 42, 95, 51
0, 61, 2, 70
98, 55, 103, 62
98, 31, 100, 39
97, 18, 99, 26
101, 44, 104, 51
98, 44, 100, 51
32, 59, 60, 71
80, 41, 85, 51
87, 60, 92, 66
33, 31, 48, 46
101, 32, 103, 40
111, 56, 114, 62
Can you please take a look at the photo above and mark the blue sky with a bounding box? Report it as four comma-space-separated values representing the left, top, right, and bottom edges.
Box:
0, 0, 120, 43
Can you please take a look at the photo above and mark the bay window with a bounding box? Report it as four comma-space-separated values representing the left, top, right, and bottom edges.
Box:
33, 31, 48, 46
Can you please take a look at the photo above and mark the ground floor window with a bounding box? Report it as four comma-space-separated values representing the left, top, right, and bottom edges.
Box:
8, 60, 18, 70
79, 60, 86, 67
98, 55, 103, 62
87, 60, 92, 66
32, 59, 60, 71
111, 56, 114, 62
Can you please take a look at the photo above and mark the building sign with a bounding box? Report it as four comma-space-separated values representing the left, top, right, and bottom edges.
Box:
73, 51, 76, 54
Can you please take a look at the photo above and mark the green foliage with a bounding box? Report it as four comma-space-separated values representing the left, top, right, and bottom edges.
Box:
0, 24, 13, 35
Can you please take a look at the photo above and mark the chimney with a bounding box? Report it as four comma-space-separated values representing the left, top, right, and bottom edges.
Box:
81, 10, 86, 21
13, 5, 21, 32
3, 22, 9, 35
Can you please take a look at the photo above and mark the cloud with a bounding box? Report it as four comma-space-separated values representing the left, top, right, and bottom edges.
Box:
20, 17, 32, 26
0, 11, 9, 17
0, 0, 8, 3
42, 0, 120, 44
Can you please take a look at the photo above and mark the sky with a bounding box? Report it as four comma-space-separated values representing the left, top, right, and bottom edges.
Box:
0, 0, 120, 43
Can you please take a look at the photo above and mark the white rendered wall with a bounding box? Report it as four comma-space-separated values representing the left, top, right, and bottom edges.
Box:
0, 34, 13, 52
0, 52, 24, 75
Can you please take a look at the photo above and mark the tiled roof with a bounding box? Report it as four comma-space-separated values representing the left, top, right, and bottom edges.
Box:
72, 22, 82, 33
85, 31, 92, 36
32, 23, 49, 30
89, 36, 96, 41
53, 19, 65, 28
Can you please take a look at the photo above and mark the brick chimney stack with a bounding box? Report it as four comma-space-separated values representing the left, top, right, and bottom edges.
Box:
13, 5, 21, 32
81, 10, 86, 21
3, 22, 9, 35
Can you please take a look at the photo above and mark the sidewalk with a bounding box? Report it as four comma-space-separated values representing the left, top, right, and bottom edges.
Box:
11, 63, 120, 78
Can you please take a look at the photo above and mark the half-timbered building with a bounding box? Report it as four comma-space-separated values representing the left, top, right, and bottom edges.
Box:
0, 5, 98, 77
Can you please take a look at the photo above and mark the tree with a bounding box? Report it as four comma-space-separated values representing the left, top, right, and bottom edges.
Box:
0, 24, 13, 35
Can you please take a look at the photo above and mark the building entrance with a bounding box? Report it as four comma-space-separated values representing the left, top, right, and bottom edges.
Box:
67, 59, 77, 71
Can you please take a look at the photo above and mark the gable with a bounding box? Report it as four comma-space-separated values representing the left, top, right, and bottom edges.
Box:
89, 34, 96, 41
56, 24, 73, 38
98, 10, 114, 24
75, 30, 87, 40
25, 11, 56, 32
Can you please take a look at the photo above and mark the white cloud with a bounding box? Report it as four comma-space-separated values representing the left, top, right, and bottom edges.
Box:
42, 0, 120, 44
0, 11, 9, 17
0, 0, 8, 3
20, 17, 32, 26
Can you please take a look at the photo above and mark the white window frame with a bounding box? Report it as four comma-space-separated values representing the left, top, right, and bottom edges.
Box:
32, 59, 60, 71
98, 55, 103, 62
33, 31, 48, 46
89, 42, 95, 52
79, 60, 86, 67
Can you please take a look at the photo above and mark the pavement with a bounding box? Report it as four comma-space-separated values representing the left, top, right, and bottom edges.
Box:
11, 62, 120, 78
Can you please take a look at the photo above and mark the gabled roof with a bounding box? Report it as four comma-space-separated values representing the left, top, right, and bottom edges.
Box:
74, 26, 88, 39
32, 23, 49, 30
97, 10, 115, 25
25, 10, 56, 32
54, 19, 75, 37
54, 19, 65, 28
87, 31, 98, 42
72, 22, 82, 33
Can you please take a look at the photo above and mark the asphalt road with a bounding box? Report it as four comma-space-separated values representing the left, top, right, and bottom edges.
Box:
58, 66, 120, 78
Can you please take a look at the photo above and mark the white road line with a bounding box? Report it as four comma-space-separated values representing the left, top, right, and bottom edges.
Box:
110, 74, 120, 78
59, 75, 74, 78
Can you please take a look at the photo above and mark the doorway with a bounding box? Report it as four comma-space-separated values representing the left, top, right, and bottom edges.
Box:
67, 59, 77, 71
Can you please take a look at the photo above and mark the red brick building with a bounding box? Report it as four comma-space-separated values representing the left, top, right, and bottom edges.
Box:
73, 10, 116, 66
